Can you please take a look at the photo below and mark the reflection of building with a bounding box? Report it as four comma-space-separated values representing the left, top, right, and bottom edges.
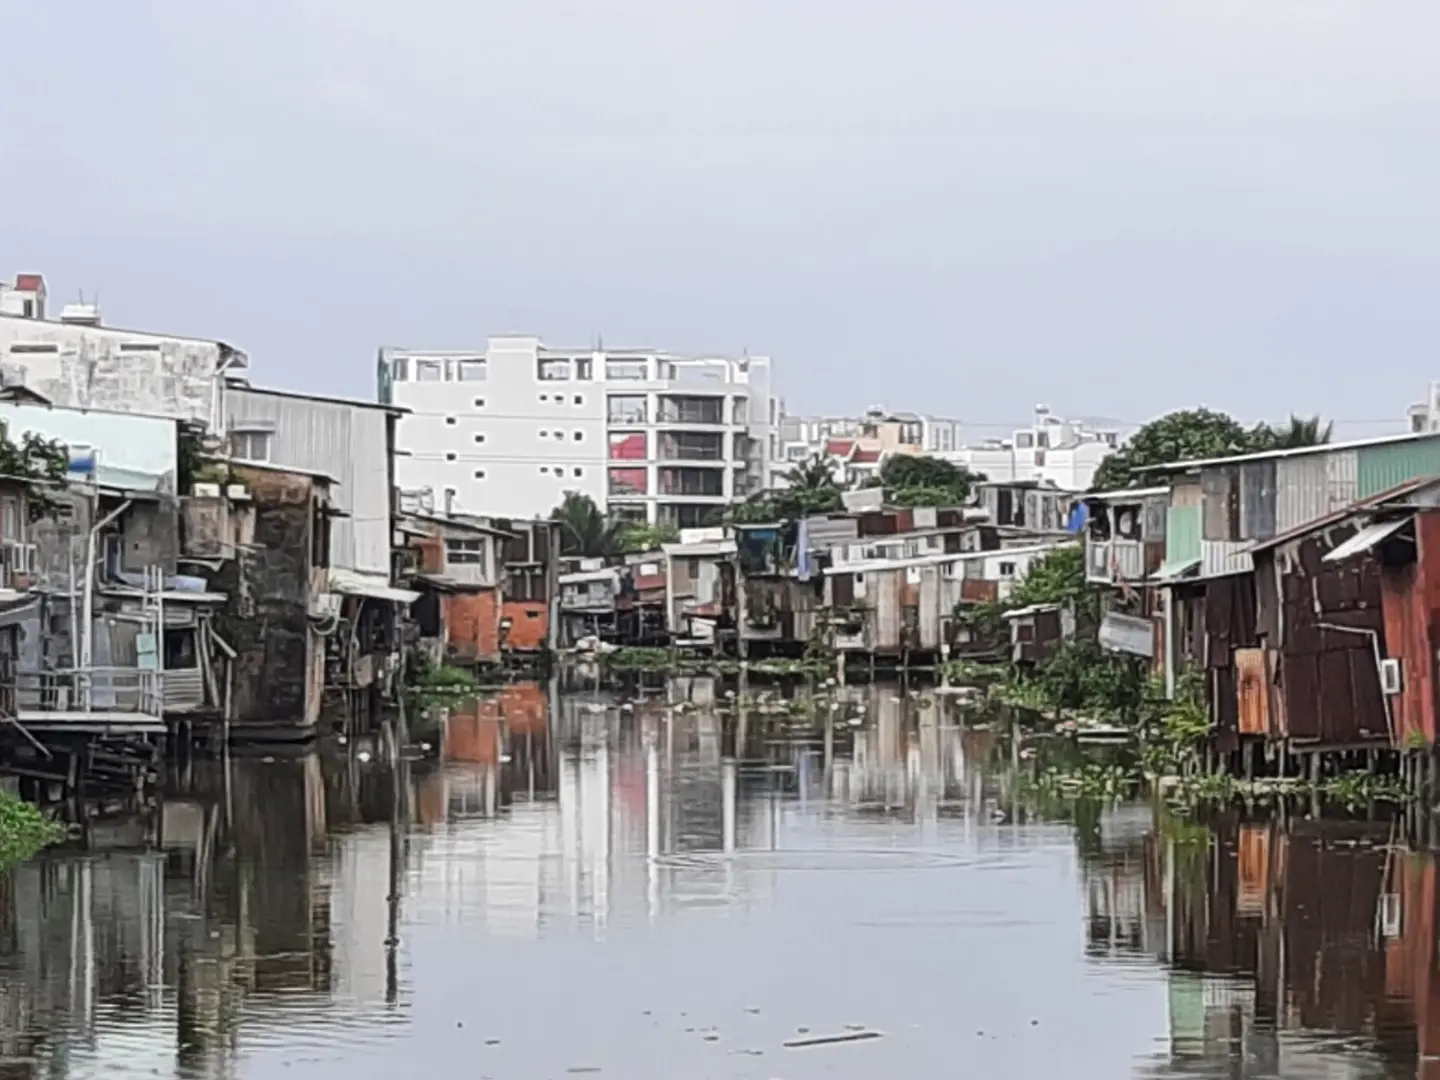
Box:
1117, 813, 1440, 1079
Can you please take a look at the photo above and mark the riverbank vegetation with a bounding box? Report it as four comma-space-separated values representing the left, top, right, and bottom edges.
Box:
0, 791, 62, 868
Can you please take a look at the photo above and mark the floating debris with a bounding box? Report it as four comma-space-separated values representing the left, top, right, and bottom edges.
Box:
784, 1030, 884, 1049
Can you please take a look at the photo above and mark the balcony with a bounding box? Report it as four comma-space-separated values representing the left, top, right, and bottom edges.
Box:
657, 396, 725, 426
658, 467, 724, 497
658, 432, 725, 463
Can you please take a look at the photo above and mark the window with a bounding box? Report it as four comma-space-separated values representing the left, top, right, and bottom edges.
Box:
609, 432, 647, 460
608, 467, 647, 495
163, 628, 199, 670
537, 358, 571, 381
416, 360, 442, 382
392, 357, 409, 381
473, 398, 485, 408
999, 561, 1016, 578
473, 433, 486, 444
1035, 430, 1050, 449
457, 359, 487, 381
474, 469, 487, 480
608, 395, 647, 424
659, 431, 724, 461
573, 430, 584, 441
573, 467, 583, 478
573, 394, 584, 405
118, 342, 161, 353
539, 394, 548, 402
1014, 432, 1034, 449
606, 360, 648, 380
657, 396, 724, 425
555, 431, 566, 440
230, 430, 272, 462
0, 497, 21, 542
446, 416, 456, 426
445, 452, 456, 462
539, 466, 549, 474
732, 396, 749, 424
20, 300, 33, 318
8, 343, 58, 355
575, 358, 593, 381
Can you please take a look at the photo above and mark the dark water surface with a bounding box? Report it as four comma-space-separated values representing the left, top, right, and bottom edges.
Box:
0, 682, 1434, 1078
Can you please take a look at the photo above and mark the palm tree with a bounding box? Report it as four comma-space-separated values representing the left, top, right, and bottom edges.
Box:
550, 491, 618, 557
786, 453, 838, 491
1270, 414, 1334, 449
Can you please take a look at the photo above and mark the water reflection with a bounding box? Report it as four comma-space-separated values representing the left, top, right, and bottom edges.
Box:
0, 680, 1438, 1077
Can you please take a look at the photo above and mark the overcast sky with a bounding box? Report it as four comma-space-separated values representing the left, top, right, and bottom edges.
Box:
3, 2, 1437, 437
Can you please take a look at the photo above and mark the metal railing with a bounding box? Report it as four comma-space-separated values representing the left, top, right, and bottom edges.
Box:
14, 667, 164, 717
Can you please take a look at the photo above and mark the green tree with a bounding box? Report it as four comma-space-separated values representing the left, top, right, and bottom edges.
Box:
550, 492, 619, 557
1090, 408, 1260, 492
614, 522, 681, 553
785, 452, 839, 492
874, 454, 985, 506
728, 485, 845, 525
1259, 413, 1334, 450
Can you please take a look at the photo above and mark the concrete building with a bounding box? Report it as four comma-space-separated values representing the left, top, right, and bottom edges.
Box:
0, 272, 247, 429
776, 406, 963, 475
946, 406, 1119, 491
378, 337, 775, 528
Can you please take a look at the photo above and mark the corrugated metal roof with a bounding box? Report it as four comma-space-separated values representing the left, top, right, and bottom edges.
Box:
1139, 431, 1440, 475
1248, 476, 1440, 553
1320, 517, 1413, 563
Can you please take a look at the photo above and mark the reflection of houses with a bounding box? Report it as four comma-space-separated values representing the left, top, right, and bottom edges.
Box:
662, 530, 735, 644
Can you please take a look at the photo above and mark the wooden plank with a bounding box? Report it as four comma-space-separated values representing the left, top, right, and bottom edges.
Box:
1235, 647, 1270, 735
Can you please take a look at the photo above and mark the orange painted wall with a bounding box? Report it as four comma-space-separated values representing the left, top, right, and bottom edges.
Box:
445, 589, 501, 662
500, 682, 547, 735
502, 601, 550, 651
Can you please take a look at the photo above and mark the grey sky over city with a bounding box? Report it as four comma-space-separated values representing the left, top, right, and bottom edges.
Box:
3, 1, 1437, 436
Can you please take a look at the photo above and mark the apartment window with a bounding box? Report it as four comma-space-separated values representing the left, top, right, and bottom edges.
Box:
537, 358, 571, 381
573, 394, 585, 405
7, 343, 58, 355
999, 561, 1016, 578
118, 342, 161, 353
473, 398, 485, 408
230, 429, 272, 462
609, 432, 647, 461
1, 497, 21, 542
446, 417, 456, 426
732, 396, 749, 424
1014, 432, 1034, 449
392, 358, 409, 381
659, 431, 724, 461
575, 359, 593, 381
473, 469, 487, 480
447, 538, 488, 568
606, 360, 648, 381
555, 431, 566, 441
659, 467, 723, 496
416, 360, 442, 382
445, 452, 456, 461
457, 359, 487, 381
539, 394, 548, 402
1036, 430, 1050, 449
539, 466, 549, 474
608, 395, 647, 424
473, 433, 486, 444
608, 467, 648, 496
657, 395, 724, 425
573, 467, 583, 478
573, 430, 584, 442
20, 300, 33, 318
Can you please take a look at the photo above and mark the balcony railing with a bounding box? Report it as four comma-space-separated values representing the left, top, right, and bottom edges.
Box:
1086, 539, 1144, 584
14, 667, 164, 718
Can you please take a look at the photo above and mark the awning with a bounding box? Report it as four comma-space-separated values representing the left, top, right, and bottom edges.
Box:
1154, 555, 1201, 582
1322, 518, 1413, 563
328, 567, 421, 604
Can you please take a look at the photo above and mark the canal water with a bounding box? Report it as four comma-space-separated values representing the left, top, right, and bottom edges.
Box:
0, 680, 1433, 1078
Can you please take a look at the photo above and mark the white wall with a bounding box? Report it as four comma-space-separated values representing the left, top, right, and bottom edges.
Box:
389, 340, 607, 518
0, 314, 239, 429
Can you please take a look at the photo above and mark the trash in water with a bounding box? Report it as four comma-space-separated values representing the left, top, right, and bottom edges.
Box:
783, 1031, 884, 1049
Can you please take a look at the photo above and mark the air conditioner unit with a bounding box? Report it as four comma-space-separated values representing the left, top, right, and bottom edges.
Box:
1381, 657, 1403, 696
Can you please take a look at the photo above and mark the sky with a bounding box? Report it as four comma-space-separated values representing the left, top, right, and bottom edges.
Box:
3, 1, 1438, 439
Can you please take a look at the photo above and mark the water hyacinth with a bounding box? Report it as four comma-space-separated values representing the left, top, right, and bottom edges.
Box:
0, 791, 63, 869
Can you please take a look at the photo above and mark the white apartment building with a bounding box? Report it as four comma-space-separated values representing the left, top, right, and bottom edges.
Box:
380, 336, 775, 527
945, 406, 1119, 491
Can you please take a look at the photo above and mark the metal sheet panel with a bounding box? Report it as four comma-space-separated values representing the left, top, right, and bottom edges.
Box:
1099, 612, 1155, 658
225, 388, 393, 575
1239, 461, 1276, 541
1166, 506, 1201, 565
1201, 540, 1252, 579
1325, 450, 1358, 511
1275, 455, 1330, 533
873, 570, 902, 652
918, 567, 941, 650
1357, 438, 1440, 498
1234, 647, 1270, 735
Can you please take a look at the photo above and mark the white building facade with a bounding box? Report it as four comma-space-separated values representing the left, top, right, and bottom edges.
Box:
945, 406, 1119, 491
380, 336, 775, 527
